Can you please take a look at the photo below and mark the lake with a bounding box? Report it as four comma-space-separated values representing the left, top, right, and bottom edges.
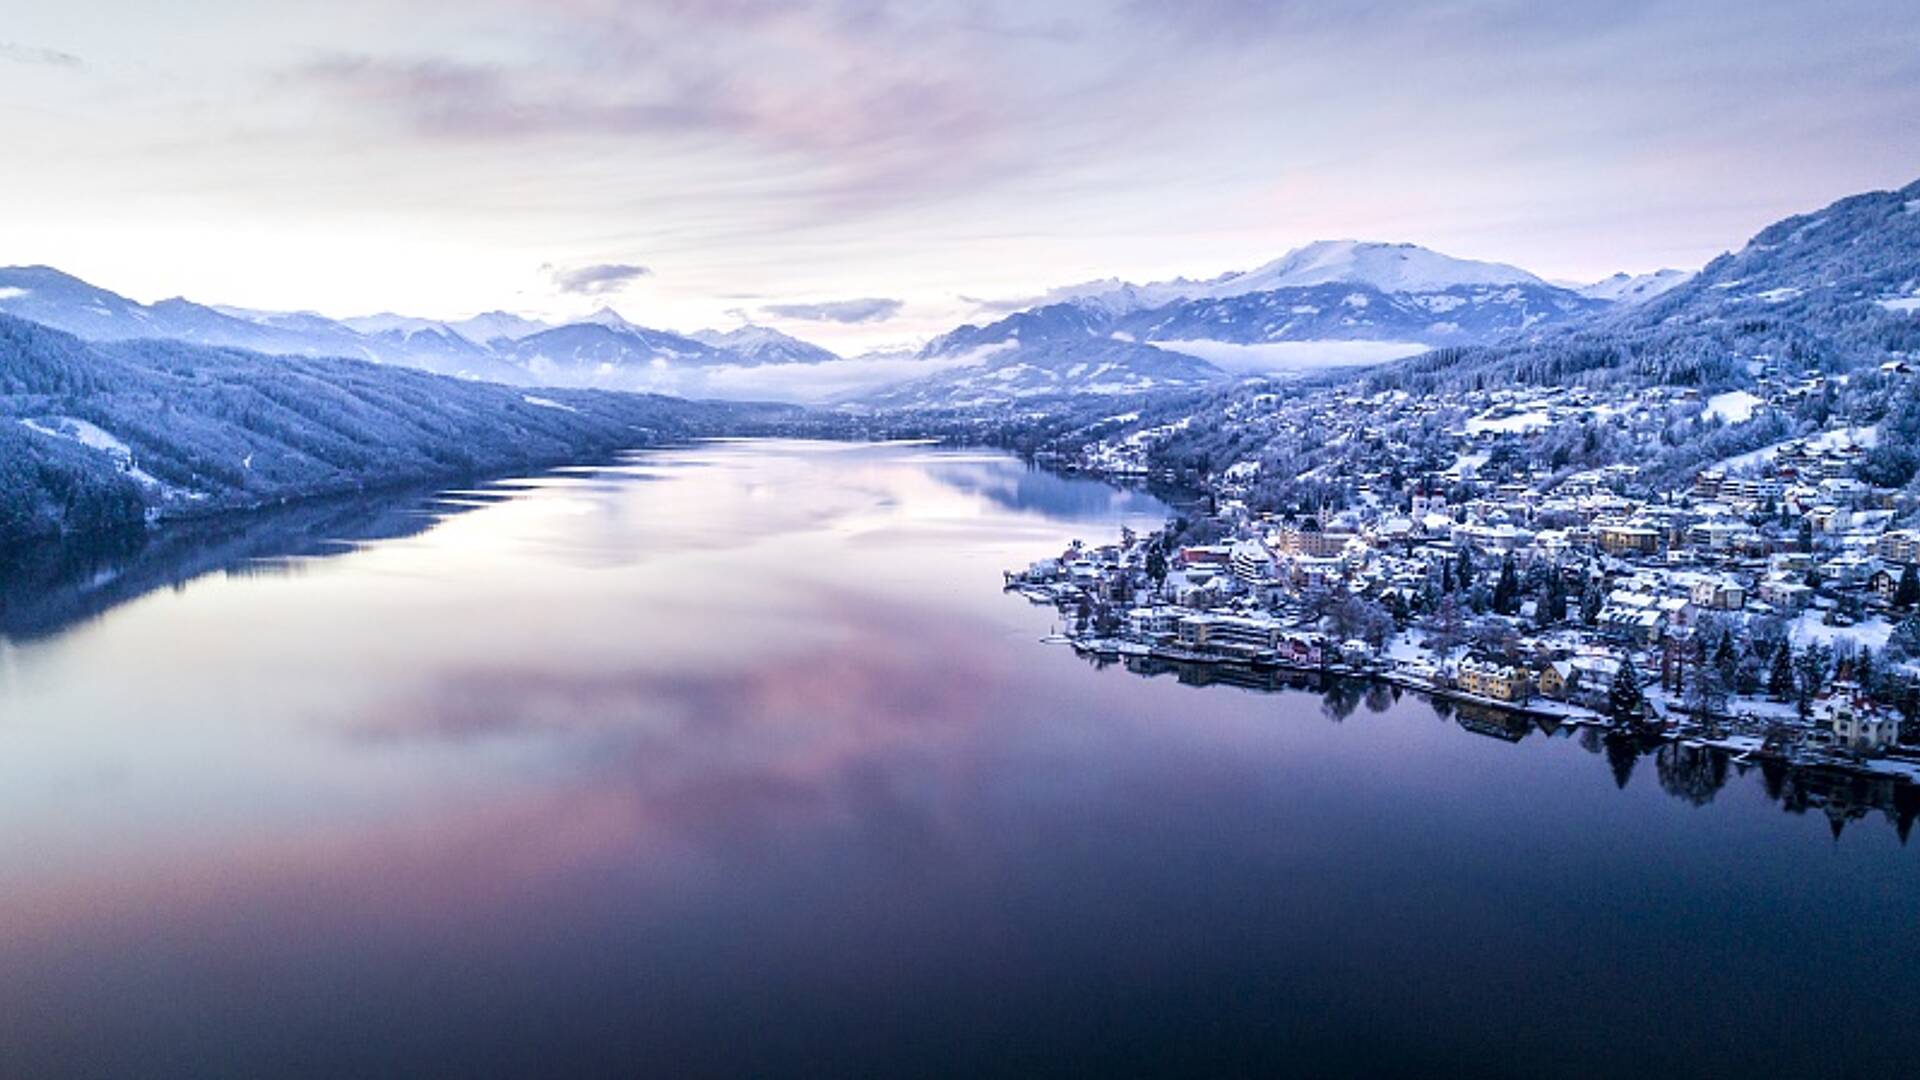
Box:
1, 440, 1915, 1078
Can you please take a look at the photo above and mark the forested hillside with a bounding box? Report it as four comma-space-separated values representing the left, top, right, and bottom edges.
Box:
0, 315, 793, 551
1378, 178, 1920, 396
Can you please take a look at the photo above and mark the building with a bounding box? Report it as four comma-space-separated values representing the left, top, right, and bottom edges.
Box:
1272, 526, 1356, 559
1538, 661, 1573, 700
1689, 577, 1746, 611
1870, 569, 1900, 604
1597, 590, 1668, 644
1822, 693, 1899, 754
1597, 523, 1660, 556
1228, 539, 1277, 587
1177, 613, 1282, 657
1127, 607, 1181, 641
1876, 530, 1920, 565
1456, 657, 1533, 703
1757, 577, 1813, 612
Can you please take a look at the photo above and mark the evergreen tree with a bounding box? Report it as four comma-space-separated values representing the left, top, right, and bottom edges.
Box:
1455, 546, 1475, 591
1768, 644, 1796, 700
1580, 579, 1606, 625
1897, 564, 1920, 610
1795, 643, 1831, 714
1540, 571, 1567, 627
1609, 656, 1646, 723
1492, 555, 1520, 616
1890, 617, 1920, 660
1713, 631, 1739, 688
1145, 547, 1168, 584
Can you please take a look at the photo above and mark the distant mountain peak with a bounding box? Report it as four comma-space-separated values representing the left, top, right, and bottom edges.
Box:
1014, 241, 1551, 319
1576, 268, 1692, 305
688, 324, 838, 364
448, 311, 550, 344
1205, 240, 1547, 295
580, 306, 641, 332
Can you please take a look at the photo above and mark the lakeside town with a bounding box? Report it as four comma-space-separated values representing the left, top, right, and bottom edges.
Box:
1007, 367, 1920, 820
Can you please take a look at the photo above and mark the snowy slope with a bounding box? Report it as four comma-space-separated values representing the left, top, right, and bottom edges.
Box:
1192, 240, 1546, 296
688, 325, 839, 364
1025, 241, 1550, 317
1577, 269, 1692, 304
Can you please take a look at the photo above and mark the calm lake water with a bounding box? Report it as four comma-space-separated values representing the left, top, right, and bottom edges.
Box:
1, 440, 1915, 1078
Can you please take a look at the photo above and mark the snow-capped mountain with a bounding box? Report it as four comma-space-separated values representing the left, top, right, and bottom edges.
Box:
503, 322, 735, 386
1188, 240, 1546, 296
0, 267, 313, 352
1009, 241, 1551, 317
0, 267, 840, 397
447, 311, 551, 345
337, 312, 453, 336
885, 245, 1612, 408
1112, 280, 1604, 346
1577, 269, 1692, 305
689, 325, 839, 364
862, 336, 1222, 409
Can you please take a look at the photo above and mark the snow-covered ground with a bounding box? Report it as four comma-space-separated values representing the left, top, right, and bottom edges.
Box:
1714, 424, 1878, 472
1791, 611, 1893, 651
1703, 390, 1762, 424
1465, 410, 1551, 435
18, 416, 174, 492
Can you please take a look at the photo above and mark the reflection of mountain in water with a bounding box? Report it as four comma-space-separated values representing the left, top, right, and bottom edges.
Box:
923, 459, 1170, 521
0, 483, 502, 642
1085, 650, 1920, 843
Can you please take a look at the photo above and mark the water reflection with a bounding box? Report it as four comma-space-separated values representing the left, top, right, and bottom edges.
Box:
1098, 651, 1920, 841
919, 457, 1173, 521
0, 440, 1915, 1078
0, 482, 491, 642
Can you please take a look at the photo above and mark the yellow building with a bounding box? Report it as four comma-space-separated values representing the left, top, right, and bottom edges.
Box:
1597, 524, 1659, 556
1457, 658, 1533, 703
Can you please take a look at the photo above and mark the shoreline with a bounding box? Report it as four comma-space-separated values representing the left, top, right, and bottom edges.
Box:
1043, 619, 1920, 789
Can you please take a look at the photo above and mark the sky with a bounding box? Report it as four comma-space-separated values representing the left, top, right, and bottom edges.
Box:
3, 0, 1918, 354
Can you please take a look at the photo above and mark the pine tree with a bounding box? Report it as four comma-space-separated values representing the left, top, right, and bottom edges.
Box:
1493, 555, 1520, 616
1455, 546, 1474, 591
1794, 643, 1831, 716
1540, 572, 1567, 626
1713, 632, 1738, 686
1768, 644, 1795, 701
1896, 564, 1920, 610
1580, 579, 1605, 625
1609, 656, 1646, 723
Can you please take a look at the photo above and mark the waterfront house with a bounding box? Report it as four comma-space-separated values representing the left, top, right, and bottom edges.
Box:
1821, 692, 1899, 754
1456, 657, 1534, 703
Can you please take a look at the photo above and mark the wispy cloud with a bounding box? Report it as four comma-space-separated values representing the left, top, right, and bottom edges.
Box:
958, 294, 1041, 316
761, 298, 902, 323
550, 263, 651, 295
0, 41, 82, 68
275, 2, 1072, 209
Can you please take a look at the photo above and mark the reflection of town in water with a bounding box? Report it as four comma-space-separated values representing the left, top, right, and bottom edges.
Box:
1085, 652, 1920, 842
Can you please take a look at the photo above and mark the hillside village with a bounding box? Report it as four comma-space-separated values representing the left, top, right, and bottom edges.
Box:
1011, 360, 1920, 791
